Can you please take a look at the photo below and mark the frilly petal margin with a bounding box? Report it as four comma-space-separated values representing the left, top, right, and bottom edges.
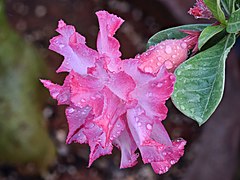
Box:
42, 10, 187, 175
96, 10, 124, 72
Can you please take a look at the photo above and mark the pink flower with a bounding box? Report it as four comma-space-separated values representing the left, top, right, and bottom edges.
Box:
41, 10, 186, 174
188, 0, 213, 19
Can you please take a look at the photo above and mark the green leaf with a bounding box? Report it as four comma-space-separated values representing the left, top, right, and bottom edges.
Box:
227, 8, 240, 33
172, 34, 236, 125
204, 0, 226, 24
221, 0, 236, 14
198, 25, 225, 49
147, 24, 209, 48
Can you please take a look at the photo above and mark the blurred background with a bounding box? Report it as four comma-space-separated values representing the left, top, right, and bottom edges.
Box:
0, 0, 239, 179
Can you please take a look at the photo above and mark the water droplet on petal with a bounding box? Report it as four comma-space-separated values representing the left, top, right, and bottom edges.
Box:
81, 99, 86, 103
68, 108, 75, 113
181, 42, 187, 49
163, 152, 167, 156
135, 117, 139, 122
172, 55, 176, 58
170, 160, 176, 165
137, 122, 142, 126
91, 96, 96, 100
164, 60, 173, 69
147, 92, 153, 97
165, 45, 172, 54
170, 75, 175, 80
146, 124, 152, 130
144, 66, 153, 73
157, 82, 163, 88
159, 45, 164, 49
59, 44, 65, 49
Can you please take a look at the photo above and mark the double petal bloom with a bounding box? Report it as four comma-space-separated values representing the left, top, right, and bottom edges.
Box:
41, 11, 186, 174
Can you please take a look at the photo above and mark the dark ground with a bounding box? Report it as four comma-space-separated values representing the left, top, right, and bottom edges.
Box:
1, 0, 240, 179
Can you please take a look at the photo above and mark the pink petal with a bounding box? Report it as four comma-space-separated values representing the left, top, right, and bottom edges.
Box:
127, 107, 165, 163
127, 107, 186, 170
49, 20, 98, 74
69, 71, 104, 116
113, 125, 139, 169
188, 0, 213, 19
123, 59, 175, 119
93, 88, 127, 146
151, 139, 186, 174
40, 76, 71, 105
107, 71, 136, 101
65, 106, 93, 144
96, 10, 124, 72
138, 39, 188, 73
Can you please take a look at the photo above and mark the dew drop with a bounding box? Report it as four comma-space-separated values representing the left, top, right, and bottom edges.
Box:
147, 92, 153, 97
157, 62, 161, 66
159, 45, 164, 49
176, 70, 181, 76
170, 75, 175, 80
164, 60, 173, 69
181, 42, 187, 49
170, 160, 176, 165
144, 66, 153, 73
157, 82, 163, 88
165, 45, 172, 54
81, 99, 86, 103
68, 108, 75, 113
91, 96, 96, 100
146, 124, 152, 130
172, 55, 176, 58
180, 105, 185, 110
135, 117, 139, 122
162, 152, 167, 156
59, 44, 65, 49
137, 122, 142, 126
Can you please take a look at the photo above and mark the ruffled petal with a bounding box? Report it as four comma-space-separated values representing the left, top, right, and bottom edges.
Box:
65, 106, 93, 144
40, 75, 71, 105
69, 71, 104, 116
127, 107, 186, 169
96, 10, 124, 72
107, 71, 136, 101
151, 138, 186, 174
93, 88, 127, 146
113, 125, 139, 169
49, 20, 98, 74
123, 59, 175, 119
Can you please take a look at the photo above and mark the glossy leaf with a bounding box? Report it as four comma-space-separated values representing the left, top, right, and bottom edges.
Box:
204, 0, 226, 24
198, 25, 225, 49
147, 24, 209, 48
172, 34, 236, 125
227, 8, 240, 33
221, 0, 236, 14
